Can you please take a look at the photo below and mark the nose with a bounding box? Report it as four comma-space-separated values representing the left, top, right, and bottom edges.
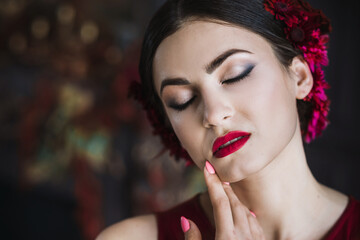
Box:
202, 91, 234, 128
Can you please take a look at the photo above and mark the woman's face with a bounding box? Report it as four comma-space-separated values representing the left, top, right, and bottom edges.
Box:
153, 21, 302, 182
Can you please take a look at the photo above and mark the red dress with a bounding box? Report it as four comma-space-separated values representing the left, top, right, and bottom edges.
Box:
156, 194, 360, 240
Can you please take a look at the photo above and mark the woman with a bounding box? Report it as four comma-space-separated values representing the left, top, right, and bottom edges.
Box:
98, 0, 360, 239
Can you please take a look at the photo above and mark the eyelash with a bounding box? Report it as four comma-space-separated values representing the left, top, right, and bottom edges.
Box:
168, 96, 196, 111
221, 65, 254, 85
168, 65, 255, 111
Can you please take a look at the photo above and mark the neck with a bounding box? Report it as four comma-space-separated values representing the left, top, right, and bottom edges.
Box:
232, 128, 320, 216
220, 126, 341, 239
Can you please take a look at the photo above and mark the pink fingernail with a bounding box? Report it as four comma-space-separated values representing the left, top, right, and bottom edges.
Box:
250, 211, 256, 218
205, 161, 215, 174
180, 216, 190, 232
223, 182, 230, 185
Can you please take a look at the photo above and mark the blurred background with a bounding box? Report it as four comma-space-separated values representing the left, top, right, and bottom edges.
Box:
0, 0, 359, 239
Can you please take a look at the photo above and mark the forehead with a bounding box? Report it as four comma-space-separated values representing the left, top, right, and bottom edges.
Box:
153, 21, 274, 86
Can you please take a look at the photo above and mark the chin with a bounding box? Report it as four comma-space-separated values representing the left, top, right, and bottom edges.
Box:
216, 153, 270, 182
215, 158, 252, 182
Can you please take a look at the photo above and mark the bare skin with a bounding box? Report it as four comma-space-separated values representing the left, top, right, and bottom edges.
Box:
97, 21, 348, 240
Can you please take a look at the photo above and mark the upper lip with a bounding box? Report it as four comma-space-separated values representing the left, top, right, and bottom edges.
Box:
212, 131, 251, 154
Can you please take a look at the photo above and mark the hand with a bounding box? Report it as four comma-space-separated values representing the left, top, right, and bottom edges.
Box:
181, 161, 265, 240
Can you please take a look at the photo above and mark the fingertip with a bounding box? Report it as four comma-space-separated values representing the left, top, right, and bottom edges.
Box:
186, 219, 202, 239
205, 161, 215, 174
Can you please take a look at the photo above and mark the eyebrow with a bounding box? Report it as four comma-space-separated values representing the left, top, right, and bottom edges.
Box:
205, 48, 252, 74
160, 78, 190, 95
160, 48, 252, 95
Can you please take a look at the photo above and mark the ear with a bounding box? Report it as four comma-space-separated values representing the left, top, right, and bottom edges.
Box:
289, 56, 313, 100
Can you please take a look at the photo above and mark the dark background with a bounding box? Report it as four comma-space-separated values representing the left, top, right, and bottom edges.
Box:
304, 0, 360, 199
0, 0, 359, 239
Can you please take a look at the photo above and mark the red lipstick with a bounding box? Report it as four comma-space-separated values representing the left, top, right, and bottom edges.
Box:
212, 131, 251, 158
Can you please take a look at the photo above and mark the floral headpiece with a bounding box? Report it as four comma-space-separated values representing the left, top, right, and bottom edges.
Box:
264, 0, 332, 142
131, 0, 332, 164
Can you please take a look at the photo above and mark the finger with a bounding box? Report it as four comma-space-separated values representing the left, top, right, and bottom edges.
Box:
222, 183, 252, 236
248, 213, 265, 240
203, 161, 234, 235
181, 217, 202, 240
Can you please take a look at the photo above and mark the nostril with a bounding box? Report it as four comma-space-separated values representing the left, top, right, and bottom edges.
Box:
202, 95, 234, 127
203, 111, 232, 128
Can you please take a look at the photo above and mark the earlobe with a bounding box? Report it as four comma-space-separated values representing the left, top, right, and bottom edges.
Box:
290, 57, 313, 100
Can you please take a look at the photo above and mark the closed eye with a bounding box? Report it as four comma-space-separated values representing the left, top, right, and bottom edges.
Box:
166, 65, 255, 111
222, 65, 255, 85
168, 96, 196, 111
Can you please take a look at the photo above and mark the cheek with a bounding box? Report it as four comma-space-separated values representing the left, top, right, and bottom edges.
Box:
248, 74, 298, 153
219, 75, 299, 180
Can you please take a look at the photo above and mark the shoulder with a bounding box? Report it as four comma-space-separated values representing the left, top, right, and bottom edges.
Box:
96, 214, 157, 240
324, 195, 360, 240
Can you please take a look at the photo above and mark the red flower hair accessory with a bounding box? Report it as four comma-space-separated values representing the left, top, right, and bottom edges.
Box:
264, 0, 332, 142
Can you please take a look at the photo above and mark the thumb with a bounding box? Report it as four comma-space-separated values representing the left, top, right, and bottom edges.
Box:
181, 216, 202, 240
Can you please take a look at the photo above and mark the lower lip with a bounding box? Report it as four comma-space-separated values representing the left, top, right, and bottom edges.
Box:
213, 135, 250, 158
